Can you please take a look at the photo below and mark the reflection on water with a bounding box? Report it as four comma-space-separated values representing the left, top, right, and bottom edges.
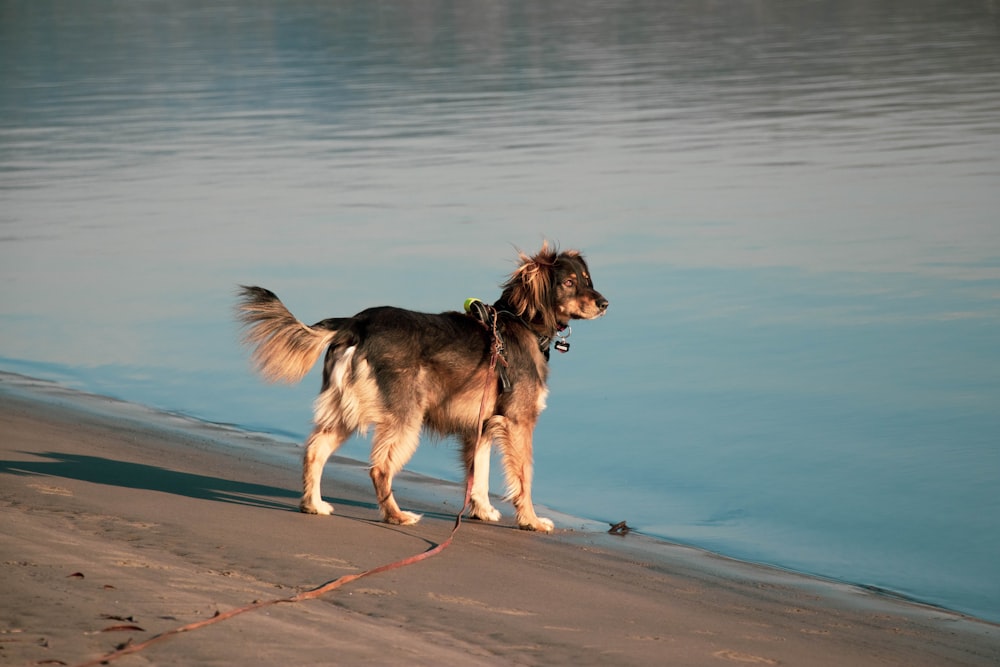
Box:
2, 0, 999, 621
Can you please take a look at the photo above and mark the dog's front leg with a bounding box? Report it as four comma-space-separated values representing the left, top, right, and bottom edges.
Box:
464, 432, 501, 522
496, 418, 554, 533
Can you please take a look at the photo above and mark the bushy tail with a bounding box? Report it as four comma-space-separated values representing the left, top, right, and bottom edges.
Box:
236, 286, 339, 384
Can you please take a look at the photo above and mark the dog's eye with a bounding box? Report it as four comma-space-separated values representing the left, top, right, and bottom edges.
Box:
562, 278, 575, 288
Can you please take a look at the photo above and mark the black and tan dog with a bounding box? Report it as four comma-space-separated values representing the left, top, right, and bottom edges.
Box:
237, 244, 608, 532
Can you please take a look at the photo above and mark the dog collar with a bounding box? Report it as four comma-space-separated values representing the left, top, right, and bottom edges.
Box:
465, 298, 562, 356
466, 297, 572, 359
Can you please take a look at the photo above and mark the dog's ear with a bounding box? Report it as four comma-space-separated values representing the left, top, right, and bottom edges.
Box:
501, 244, 560, 334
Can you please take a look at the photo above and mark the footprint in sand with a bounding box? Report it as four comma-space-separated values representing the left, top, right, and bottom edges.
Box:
294, 553, 358, 570
428, 592, 536, 617
28, 483, 72, 496
713, 649, 779, 664
353, 587, 396, 597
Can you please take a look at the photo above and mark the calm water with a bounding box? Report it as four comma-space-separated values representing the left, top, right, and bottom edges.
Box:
2, 1, 999, 622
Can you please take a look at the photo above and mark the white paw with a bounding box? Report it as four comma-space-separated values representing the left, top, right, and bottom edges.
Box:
387, 510, 423, 526
469, 503, 502, 522
301, 500, 334, 516
519, 516, 555, 533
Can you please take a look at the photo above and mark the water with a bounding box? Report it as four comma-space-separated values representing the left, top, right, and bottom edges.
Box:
2, 0, 999, 622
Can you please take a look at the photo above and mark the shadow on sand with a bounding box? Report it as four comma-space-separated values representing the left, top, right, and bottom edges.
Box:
0, 451, 379, 514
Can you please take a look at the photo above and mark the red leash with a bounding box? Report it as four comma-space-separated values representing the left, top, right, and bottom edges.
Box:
73, 476, 473, 667
73, 347, 500, 667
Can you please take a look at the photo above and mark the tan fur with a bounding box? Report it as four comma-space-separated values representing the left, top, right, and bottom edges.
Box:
501, 243, 561, 337
313, 347, 384, 436
236, 288, 336, 384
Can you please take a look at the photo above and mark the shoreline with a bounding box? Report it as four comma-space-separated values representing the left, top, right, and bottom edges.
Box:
0, 370, 984, 618
2, 372, 998, 665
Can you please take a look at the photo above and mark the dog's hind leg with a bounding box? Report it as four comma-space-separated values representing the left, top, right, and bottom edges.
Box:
300, 425, 348, 515
463, 433, 501, 522
369, 417, 423, 525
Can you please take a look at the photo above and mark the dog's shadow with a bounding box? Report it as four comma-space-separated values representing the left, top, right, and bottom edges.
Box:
0, 451, 377, 514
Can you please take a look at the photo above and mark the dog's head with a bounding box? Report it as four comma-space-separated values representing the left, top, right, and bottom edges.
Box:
499, 243, 609, 335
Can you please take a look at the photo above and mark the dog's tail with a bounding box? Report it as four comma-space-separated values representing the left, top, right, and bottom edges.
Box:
236, 286, 342, 384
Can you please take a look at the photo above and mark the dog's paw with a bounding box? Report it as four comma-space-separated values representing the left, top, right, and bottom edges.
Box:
519, 516, 555, 533
468, 502, 502, 523
300, 500, 335, 516
386, 510, 423, 526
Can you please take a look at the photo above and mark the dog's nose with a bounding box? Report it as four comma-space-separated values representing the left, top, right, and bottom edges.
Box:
597, 297, 609, 312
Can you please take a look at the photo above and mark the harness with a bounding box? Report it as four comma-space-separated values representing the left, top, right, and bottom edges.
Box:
463, 298, 572, 393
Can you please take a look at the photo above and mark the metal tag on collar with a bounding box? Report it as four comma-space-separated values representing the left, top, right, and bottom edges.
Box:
554, 325, 571, 353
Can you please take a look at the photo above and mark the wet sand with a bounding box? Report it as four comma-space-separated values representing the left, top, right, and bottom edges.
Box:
1, 375, 997, 666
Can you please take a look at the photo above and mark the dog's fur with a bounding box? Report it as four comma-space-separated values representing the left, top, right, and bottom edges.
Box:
236, 244, 608, 532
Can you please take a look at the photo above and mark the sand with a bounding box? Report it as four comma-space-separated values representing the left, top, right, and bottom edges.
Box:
1, 374, 998, 666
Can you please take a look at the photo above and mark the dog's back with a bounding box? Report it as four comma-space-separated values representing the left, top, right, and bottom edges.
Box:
316, 306, 511, 436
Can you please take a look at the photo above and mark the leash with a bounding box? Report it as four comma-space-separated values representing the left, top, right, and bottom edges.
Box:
74, 304, 512, 666
72, 475, 474, 667
73, 381, 503, 667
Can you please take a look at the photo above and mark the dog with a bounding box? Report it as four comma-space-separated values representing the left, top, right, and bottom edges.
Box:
236, 244, 608, 532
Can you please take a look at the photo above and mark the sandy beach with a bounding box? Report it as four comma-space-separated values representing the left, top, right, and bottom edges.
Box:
1, 375, 997, 666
